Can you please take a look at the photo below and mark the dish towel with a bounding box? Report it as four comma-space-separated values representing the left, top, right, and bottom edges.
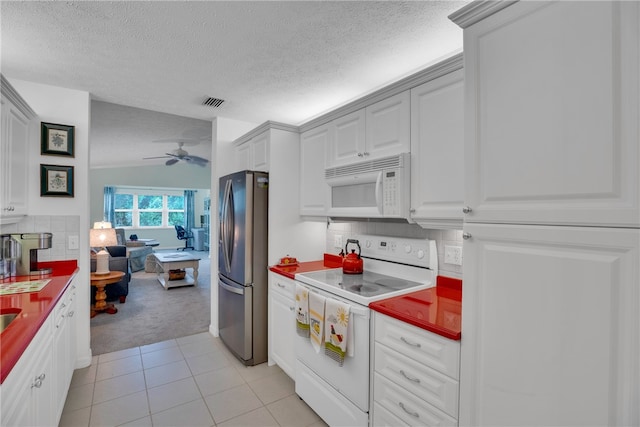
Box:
308, 292, 326, 353
295, 283, 310, 337
324, 298, 350, 366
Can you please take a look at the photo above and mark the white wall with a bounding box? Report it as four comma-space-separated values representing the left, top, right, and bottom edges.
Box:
9, 78, 93, 368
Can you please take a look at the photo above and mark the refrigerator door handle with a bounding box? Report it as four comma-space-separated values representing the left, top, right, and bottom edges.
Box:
219, 279, 245, 295
221, 178, 233, 273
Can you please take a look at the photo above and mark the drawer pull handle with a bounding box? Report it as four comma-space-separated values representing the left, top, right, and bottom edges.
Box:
32, 373, 46, 388
289, 306, 295, 311
400, 370, 420, 383
277, 283, 285, 288
69, 310, 75, 317
399, 402, 419, 418
400, 336, 421, 348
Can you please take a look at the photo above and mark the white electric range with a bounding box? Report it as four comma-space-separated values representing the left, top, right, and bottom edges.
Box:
294, 234, 438, 426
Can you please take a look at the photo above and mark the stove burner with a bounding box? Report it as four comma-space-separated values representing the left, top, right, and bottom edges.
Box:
347, 284, 380, 293
374, 278, 410, 289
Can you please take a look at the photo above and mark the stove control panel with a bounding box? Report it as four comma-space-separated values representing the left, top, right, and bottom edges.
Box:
354, 234, 436, 269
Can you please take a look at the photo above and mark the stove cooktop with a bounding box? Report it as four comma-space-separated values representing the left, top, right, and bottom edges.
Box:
295, 235, 438, 306
296, 268, 431, 306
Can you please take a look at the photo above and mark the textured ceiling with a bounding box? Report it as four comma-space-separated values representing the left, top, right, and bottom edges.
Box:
1, 1, 468, 168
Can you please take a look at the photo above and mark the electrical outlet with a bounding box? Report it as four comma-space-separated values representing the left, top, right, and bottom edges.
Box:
68, 235, 79, 250
444, 245, 463, 266
334, 234, 343, 249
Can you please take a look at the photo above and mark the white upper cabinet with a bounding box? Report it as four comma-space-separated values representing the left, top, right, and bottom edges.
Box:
459, 1, 639, 227
326, 91, 410, 168
1, 75, 35, 224
410, 67, 464, 229
326, 109, 366, 167
299, 123, 330, 216
235, 131, 270, 172
365, 91, 410, 160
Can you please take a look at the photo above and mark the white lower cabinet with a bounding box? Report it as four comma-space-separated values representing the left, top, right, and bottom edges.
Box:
372, 312, 460, 426
460, 224, 640, 426
267, 272, 296, 379
1, 317, 54, 426
53, 281, 77, 421
1, 281, 77, 426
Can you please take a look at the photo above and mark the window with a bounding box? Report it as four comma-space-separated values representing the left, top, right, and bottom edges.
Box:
114, 189, 185, 228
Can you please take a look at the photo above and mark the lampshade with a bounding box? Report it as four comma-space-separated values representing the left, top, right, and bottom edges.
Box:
89, 228, 117, 248
93, 221, 112, 229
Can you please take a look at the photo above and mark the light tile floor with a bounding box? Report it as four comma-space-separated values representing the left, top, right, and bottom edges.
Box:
60, 332, 328, 427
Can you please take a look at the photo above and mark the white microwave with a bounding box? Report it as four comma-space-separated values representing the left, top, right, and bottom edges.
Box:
325, 153, 410, 219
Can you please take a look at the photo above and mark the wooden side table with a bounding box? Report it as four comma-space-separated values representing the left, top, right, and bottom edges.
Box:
90, 271, 125, 318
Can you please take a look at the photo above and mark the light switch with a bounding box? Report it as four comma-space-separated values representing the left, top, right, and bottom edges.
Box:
68, 235, 79, 250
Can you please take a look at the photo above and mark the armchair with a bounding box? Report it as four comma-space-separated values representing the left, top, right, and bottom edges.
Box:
91, 247, 131, 303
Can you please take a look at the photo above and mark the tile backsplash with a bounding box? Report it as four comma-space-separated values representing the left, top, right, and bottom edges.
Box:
326, 220, 463, 278
0, 215, 81, 261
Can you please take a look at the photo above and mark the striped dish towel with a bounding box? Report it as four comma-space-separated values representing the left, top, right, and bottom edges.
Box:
295, 283, 309, 337
324, 298, 350, 366
308, 291, 326, 353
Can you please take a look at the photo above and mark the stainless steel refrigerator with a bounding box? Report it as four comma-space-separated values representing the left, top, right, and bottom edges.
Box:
218, 170, 269, 365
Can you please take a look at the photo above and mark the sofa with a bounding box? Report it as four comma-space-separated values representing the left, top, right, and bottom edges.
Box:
90, 245, 131, 303
115, 228, 154, 272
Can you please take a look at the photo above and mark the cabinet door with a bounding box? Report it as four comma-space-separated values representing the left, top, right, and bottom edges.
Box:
463, 1, 640, 227
410, 69, 464, 229
365, 91, 410, 160
300, 124, 330, 216
326, 109, 366, 167
268, 273, 296, 379
460, 224, 640, 426
53, 283, 77, 421
235, 142, 251, 172
0, 98, 30, 221
251, 132, 269, 172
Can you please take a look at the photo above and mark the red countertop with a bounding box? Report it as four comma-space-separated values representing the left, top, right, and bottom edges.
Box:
0, 260, 79, 383
269, 253, 343, 279
370, 276, 462, 340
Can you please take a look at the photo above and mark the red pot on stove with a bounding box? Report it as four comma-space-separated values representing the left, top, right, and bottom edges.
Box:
342, 239, 363, 274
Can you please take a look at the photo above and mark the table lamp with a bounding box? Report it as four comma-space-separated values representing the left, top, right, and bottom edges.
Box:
90, 222, 117, 275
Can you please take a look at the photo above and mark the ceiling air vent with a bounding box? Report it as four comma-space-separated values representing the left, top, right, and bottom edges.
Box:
202, 96, 225, 108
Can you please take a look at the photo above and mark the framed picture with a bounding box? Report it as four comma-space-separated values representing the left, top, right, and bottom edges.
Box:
40, 164, 74, 197
41, 122, 75, 157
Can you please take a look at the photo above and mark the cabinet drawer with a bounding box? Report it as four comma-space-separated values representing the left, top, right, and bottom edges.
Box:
375, 313, 460, 379
375, 342, 459, 418
268, 273, 295, 299
374, 373, 457, 426
372, 402, 409, 427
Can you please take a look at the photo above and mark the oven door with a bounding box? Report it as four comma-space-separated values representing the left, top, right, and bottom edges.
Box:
294, 284, 371, 414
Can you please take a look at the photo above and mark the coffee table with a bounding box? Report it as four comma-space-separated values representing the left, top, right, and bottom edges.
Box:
154, 252, 201, 290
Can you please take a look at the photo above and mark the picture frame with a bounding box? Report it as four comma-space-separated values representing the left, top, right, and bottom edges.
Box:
40, 164, 74, 197
41, 122, 75, 157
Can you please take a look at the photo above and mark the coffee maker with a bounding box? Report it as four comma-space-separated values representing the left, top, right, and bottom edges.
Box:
6, 233, 53, 277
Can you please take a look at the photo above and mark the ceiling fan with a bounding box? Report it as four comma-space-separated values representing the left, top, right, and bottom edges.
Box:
143, 141, 209, 167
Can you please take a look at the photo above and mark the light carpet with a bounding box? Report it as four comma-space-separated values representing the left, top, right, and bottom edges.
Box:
90, 252, 211, 355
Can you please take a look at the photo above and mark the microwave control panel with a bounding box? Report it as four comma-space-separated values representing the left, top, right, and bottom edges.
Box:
382, 169, 400, 215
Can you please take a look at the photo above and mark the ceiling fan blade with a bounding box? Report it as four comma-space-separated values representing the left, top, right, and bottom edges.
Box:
185, 155, 209, 163
165, 158, 180, 166
143, 155, 171, 160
